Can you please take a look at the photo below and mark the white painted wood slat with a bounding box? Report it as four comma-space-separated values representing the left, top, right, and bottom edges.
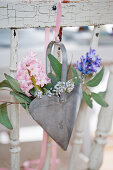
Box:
10, 29, 20, 170
69, 100, 88, 170
88, 66, 113, 169
69, 26, 101, 170
0, 0, 113, 28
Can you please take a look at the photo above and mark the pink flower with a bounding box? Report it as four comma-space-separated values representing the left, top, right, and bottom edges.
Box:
16, 51, 51, 96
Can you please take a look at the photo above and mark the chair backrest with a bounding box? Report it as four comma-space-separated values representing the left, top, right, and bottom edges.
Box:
0, 0, 113, 28
0, 0, 113, 170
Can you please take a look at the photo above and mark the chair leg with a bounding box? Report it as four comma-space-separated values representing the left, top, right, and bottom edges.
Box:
88, 66, 113, 170
10, 29, 20, 170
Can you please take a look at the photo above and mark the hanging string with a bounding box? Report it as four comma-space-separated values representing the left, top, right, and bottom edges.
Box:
53, 0, 62, 41
44, 28, 50, 72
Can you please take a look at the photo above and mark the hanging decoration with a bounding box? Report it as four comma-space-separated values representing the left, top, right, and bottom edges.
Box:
0, 0, 108, 151
29, 40, 82, 150
0, 46, 108, 150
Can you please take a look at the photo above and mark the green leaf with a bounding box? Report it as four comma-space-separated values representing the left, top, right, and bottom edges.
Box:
25, 103, 29, 114
44, 83, 53, 90
48, 54, 62, 80
0, 103, 13, 129
74, 79, 81, 86
48, 73, 59, 86
67, 63, 71, 81
4, 74, 23, 93
71, 67, 81, 86
10, 91, 31, 109
29, 87, 36, 96
86, 67, 104, 87
83, 91, 93, 108
10, 91, 31, 103
71, 67, 79, 79
0, 80, 12, 89
91, 92, 108, 107
18, 93, 31, 104
98, 91, 106, 98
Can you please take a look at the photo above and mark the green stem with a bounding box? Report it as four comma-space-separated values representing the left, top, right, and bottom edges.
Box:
81, 73, 85, 79
12, 91, 30, 103
0, 89, 11, 92
31, 76, 42, 91
83, 83, 91, 94
0, 100, 25, 104
27, 69, 42, 91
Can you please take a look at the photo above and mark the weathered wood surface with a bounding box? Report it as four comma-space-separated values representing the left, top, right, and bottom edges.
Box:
69, 100, 88, 170
69, 26, 100, 170
10, 29, 20, 170
88, 66, 113, 170
0, 0, 113, 29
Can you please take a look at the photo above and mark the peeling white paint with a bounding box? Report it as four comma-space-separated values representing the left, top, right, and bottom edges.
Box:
0, 0, 113, 28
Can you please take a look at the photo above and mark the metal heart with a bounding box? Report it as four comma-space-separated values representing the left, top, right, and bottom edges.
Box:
29, 84, 82, 150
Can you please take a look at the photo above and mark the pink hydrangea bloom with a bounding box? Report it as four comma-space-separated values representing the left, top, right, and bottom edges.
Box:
16, 51, 51, 96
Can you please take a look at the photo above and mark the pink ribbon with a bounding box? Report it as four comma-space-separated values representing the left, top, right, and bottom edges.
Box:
50, 1, 62, 169
38, 131, 48, 170
38, 1, 62, 167
53, 0, 62, 41
23, 159, 40, 170
23, 1, 62, 170
50, 140, 57, 170
44, 27, 50, 72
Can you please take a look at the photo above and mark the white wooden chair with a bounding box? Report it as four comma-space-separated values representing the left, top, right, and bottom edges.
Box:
0, 0, 113, 169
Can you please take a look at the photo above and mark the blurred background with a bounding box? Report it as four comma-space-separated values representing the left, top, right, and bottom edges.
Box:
0, 25, 113, 169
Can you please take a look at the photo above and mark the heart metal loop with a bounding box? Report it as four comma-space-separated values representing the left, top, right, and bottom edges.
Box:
46, 41, 68, 83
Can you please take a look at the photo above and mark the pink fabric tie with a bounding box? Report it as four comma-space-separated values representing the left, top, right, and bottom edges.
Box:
53, 0, 62, 41
50, 1, 62, 169
23, 0, 62, 170
44, 27, 50, 72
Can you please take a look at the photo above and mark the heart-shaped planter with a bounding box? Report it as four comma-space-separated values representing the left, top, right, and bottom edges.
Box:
29, 84, 82, 150
29, 41, 82, 150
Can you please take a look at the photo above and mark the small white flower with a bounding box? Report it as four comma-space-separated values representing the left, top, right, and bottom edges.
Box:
53, 81, 66, 96
66, 80, 74, 93
34, 90, 43, 98
45, 90, 53, 97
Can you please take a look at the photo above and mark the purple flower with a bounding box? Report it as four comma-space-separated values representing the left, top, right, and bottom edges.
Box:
75, 49, 101, 74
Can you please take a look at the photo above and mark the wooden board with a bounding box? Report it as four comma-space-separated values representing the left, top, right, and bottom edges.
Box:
0, 0, 113, 29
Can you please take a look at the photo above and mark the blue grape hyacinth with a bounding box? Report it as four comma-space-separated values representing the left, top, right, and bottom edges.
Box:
75, 49, 101, 74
